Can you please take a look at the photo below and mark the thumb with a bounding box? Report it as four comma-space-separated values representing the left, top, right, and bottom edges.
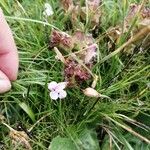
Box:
0, 8, 19, 81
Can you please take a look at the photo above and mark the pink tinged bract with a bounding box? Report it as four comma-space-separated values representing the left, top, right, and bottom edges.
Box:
85, 44, 97, 64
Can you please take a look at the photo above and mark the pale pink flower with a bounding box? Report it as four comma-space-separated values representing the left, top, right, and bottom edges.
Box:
48, 81, 68, 100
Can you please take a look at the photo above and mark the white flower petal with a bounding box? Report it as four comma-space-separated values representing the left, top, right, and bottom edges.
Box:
58, 90, 67, 99
50, 91, 59, 100
48, 81, 58, 91
56, 82, 68, 91
45, 9, 53, 16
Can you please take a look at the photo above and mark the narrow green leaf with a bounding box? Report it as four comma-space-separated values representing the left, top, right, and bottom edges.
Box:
19, 102, 35, 122
0, 0, 10, 14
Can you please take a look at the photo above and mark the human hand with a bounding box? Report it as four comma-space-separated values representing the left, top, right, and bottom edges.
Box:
0, 8, 18, 93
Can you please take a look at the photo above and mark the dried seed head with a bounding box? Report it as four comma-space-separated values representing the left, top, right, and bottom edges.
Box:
9, 129, 32, 150
125, 4, 150, 25
50, 30, 73, 49
64, 59, 91, 84
73, 31, 94, 48
61, 0, 74, 12
141, 7, 150, 18
50, 30, 98, 85
88, 0, 101, 6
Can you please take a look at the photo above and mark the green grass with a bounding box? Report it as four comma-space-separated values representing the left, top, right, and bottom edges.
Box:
0, 0, 150, 149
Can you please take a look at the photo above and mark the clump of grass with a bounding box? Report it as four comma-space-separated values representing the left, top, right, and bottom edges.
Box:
0, 0, 150, 149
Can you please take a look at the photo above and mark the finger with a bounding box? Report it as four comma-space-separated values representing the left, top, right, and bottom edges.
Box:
0, 70, 11, 94
0, 8, 18, 81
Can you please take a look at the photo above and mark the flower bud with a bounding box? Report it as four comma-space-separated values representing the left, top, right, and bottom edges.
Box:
83, 87, 100, 97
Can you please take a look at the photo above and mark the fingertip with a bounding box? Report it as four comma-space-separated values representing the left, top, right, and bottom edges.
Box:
0, 79, 11, 94
0, 70, 11, 94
